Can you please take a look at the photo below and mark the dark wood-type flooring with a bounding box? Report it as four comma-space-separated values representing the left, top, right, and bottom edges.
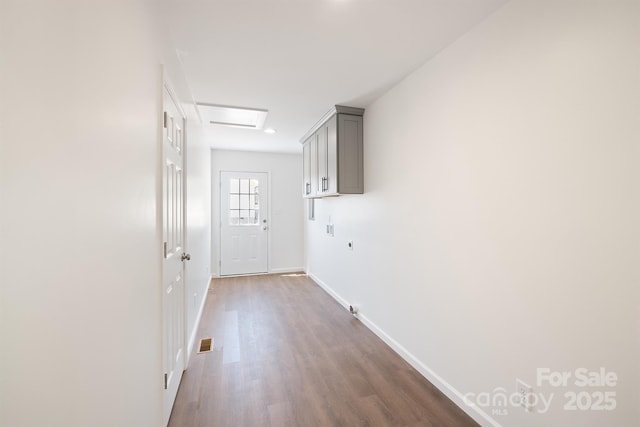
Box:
168, 273, 479, 427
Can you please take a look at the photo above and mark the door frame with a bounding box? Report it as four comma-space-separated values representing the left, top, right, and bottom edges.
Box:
218, 169, 271, 276
160, 75, 188, 426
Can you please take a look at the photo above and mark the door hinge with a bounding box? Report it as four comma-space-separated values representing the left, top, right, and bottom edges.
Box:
163, 242, 167, 258
163, 112, 168, 129
164, 373, 168, 390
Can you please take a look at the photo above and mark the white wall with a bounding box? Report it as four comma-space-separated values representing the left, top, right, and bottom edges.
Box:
0, 1, 164, 426
211, 150, 304, 276
305, 1, 640, 426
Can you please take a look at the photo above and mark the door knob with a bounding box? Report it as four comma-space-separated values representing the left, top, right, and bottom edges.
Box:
181, 253, 191, 261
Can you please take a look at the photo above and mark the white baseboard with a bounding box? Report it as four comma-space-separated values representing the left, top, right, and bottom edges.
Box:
306, 272, 501, 427
210, 267, 304, 280
270, 266, 305, 274
186, 278, 210, 365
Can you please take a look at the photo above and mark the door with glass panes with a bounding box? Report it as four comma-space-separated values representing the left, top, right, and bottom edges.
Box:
220, 171, 268, 275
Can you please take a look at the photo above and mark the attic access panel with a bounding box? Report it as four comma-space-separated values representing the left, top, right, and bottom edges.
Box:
197, 103, 268, 130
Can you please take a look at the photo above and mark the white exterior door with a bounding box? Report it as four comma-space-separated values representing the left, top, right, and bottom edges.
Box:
162, 85, 186, 425
220, 171, 268, 276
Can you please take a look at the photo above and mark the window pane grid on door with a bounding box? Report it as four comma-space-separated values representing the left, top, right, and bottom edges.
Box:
229, 178, 260, 225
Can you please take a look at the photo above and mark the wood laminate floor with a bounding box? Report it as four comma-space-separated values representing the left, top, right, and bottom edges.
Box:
168, 273, 479, 427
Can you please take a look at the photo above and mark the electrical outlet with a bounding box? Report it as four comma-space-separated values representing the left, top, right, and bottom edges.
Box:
516, 379, 534, 412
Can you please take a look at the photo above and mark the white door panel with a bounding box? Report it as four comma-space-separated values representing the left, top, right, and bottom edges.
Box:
162, 85, 186, 425
220, 171, 268, 276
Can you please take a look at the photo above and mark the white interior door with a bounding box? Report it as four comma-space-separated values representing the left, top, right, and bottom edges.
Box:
162, 85, 186, 425
220, 171, 268, 276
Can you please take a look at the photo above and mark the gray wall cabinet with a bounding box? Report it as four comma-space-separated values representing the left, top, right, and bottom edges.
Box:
301, 105, 364, 198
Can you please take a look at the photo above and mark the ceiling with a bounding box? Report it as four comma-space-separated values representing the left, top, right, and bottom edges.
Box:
162, 0, 508, 153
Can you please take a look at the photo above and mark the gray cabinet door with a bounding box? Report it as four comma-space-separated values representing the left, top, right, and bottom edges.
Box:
337, 114, 364, 194
325, 115, 338, 195
310, 135, 318, 197
302, 138, 312, 198
316, 124, 328, 196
